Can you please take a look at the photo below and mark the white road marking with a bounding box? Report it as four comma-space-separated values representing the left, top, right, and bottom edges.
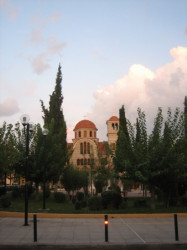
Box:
120, 218, 146, 243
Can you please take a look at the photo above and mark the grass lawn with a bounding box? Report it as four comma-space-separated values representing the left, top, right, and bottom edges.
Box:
1, 193, 187, 214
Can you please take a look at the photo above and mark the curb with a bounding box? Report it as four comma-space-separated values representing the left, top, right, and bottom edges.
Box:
0, 211, 187, 218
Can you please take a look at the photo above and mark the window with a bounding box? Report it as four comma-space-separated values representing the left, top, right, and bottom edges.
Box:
115, 123, 118, 130
84, 131, 87, 137
77, 159, 80, 165
90, 131, 92, 137
79, 131, 81, 137
84, 158, 87, 165
84, 142, 87, 154
80, 143, 83, 154
81, 159, 84, 165
112, 123, 115, 130
87, 143, 90, 154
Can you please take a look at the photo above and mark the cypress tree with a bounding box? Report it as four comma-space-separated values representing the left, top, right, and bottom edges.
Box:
40, 64, 68, 183
41, 64, 65, 133
114, 105, 132, 173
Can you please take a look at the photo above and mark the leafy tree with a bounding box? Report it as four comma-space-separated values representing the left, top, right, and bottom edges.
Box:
94, 142, 113, 194
0, 122, 20, 189
61, 165, 89, 197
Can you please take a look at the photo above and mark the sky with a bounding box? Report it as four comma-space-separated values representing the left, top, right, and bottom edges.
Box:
0, 0, 187, 142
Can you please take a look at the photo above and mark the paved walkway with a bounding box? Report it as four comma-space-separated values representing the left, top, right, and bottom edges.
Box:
0, 213, 187, 249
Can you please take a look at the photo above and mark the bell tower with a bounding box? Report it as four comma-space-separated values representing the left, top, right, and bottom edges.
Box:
106, 116, 119, 145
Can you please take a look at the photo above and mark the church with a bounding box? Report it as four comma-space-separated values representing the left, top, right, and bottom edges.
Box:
68, 116, 119, 168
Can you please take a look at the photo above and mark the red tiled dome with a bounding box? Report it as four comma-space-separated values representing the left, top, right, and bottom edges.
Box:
74, 120, 97, 131
108, 116, 119, 121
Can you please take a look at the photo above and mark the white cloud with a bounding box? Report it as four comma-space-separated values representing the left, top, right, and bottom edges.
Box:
47, 36, 66, 55
0, 0, 19, 20
87, 46, 187, 141
31, 53, 51, 75
0, 99, 19, 116
27, 14, 66, 74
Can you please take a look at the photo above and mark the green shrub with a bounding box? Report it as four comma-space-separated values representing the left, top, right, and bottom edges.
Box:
0, 187, 6, 196
101, 191, 122, 209
169, 197, 178, 207
75, 201, 81, 210
134, 199, 147, 207
181, 196, 187, 206
54, 192, 67, 203
76, 192, 84, 201
81, 199, 87, 208
12, 186, 24, 199
0, 195, 11, 208
119, 198, 128, 209
88, 196, 103, 211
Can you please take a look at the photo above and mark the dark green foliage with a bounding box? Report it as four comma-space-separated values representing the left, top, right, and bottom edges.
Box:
76, 192, 84, 201
61, 165, 89, 194
101, 191, 122, 209
119, 198, 128, 209
40, 64, 68, 184
0, 194, 11, 208
181, 196, 187, 206
12, 186, 24, 199
74, 201, 81, 210
94, 173, 108, 193
114, 105, 132, 173
134, 199, 147, 207
0, 187, 6, 196
81, 199, 87, 208
88, 196, 103, 211
54, 192, 67, 203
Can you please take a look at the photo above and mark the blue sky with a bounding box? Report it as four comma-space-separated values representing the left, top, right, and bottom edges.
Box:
0, 0, 187, 141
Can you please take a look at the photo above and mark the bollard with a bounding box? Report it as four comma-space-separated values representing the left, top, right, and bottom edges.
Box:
34, 214, 37, 242
174, 214, 179, 241
104, 214, 108, 242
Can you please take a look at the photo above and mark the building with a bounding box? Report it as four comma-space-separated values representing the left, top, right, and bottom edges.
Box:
69, 116, 119, 168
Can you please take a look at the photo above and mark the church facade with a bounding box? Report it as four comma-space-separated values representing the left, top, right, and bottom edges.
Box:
68, 116, 119, 169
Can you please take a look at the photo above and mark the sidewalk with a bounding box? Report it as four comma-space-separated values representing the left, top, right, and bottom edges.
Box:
0, 213, 187, 249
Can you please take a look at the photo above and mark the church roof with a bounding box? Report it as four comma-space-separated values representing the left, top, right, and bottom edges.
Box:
74, 119, 97, 131
108, 116, 119, 121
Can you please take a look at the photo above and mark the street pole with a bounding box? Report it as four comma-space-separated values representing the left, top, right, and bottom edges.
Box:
42, 135, 46, 210
20, 114, 34, 227
42, 128, 48, 210
24, 123, 29, 226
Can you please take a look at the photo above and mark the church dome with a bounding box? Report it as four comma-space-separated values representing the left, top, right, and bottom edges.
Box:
108, 116, 119, 121
74, 120, 97, 131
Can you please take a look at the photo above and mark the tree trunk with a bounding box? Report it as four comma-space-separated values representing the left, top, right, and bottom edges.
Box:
150, 190, 156, 209
35, 183, 39, 200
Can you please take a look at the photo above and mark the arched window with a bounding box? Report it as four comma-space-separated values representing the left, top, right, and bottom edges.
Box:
84, 142, 87, 154
84, 131, 87, 137
112, 123, 115, 130
115, 123, 118, 130
80, 143, 83, 154
90, 131, 92, 137
79, 131, 81, 137
87, 142, 90, 154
